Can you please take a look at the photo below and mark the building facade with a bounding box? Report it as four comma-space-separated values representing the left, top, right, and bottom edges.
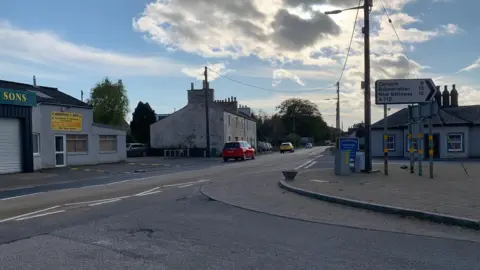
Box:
0, 80, 127, 174
150, 83, 257, 156
371, 84, 480, 159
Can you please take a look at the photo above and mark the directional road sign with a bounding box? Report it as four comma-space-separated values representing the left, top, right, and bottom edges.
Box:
375, 79, 437, 105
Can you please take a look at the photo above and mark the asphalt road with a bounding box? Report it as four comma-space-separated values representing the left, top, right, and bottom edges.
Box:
0, 147, 479, 269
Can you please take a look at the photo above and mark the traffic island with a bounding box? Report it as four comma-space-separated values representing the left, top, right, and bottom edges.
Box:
279, 165, 480, 230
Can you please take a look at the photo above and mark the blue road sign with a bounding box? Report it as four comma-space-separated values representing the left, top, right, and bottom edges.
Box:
339, 137, 359, 168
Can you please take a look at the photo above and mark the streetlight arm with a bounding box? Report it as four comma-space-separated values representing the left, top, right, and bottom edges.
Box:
324, 5, 363, 14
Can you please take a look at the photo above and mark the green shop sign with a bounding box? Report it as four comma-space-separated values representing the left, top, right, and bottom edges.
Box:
0, 88, 37, 107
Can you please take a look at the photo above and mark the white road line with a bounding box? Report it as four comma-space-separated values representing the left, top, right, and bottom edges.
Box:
64, 196, 131, 206
15, 210, 66, 221
0, 192, 44, 201
88, 199, 121, 207
135, 190, 162, 197
310, 180, 330, 183
0, 205, 60, 223
162, 179, 209, 188
295, 160, 314, 170
304, 161, 317, 169
134, 187, 160, 196
177, 184, 193, 188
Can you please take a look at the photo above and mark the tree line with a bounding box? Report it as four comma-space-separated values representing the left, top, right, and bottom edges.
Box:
87, 78, 336, 147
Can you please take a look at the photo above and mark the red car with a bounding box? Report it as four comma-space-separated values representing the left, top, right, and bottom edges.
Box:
222, 141, 255, 162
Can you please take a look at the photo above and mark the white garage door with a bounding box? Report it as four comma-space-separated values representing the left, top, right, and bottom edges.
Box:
0, 118, 22, 174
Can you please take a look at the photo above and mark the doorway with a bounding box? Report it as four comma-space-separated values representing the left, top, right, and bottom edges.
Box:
424, 133, 440, 159
54, 135, 66, 167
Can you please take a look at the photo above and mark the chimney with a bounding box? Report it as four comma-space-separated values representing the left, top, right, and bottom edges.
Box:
33, 75, 37, 87
191, 82, 194, 90
442, 85, 450, 108
450, 84, 458, 107
434, 86, 442, 107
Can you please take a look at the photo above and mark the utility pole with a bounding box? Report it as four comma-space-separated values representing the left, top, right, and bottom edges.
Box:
336, 81, 340, 139
363, 0, 372, 172
204, 66, 211, 158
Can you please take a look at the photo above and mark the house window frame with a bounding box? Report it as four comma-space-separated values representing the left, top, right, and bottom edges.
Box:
66, 134, 88, 154
386, 134, 395, 151
33, 133, 40, 156
99, 135, 118, 153
405, 135, 418, 152
446, 133, 464, 152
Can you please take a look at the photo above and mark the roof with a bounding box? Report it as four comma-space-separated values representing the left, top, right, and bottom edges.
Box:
371, 105, 480, 129
0, 80, 90, 108
92, 122, 128, 131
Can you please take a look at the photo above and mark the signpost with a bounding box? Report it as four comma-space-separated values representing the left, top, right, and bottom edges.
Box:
339, 137, 359, 170
375, 79, 437, 105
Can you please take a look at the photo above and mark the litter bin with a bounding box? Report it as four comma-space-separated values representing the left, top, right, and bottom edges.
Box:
354, 152, 365, 172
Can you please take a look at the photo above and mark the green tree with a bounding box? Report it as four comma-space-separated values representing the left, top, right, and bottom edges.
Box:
130, 101, 157, 144
88, 78, 129, 127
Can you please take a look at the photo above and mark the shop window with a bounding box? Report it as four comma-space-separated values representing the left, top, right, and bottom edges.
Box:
32, 133, 40, 155
99, 135, 117, 152
447, 133, 463, 152
67, 134, 88, 153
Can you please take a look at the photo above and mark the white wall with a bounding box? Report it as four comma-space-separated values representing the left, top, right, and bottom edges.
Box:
223, 111, 256, 148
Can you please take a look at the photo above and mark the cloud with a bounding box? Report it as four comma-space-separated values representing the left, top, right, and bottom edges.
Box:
458, 58, 480, 73
0, 20, 190, 78
181, 63, 233, 81
272, 69, 305, 86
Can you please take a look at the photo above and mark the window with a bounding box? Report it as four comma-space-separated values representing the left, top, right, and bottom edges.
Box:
405, 135, 418, 152
236, 117, 238, 128
447, 133, 463, 152
228, 115, 231, 126
386, 135, 395, 151
32, 133, 40, 155
99, 135, 117, 152
67, 134, 88, 153
228, 136, 231, 141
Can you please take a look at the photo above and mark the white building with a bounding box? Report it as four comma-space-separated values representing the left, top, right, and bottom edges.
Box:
150, 82, 257, 156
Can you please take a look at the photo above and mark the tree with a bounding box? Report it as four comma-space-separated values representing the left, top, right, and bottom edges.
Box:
88, 78, 129, 127
130, 101, 157, 144
276, 98, 329, 143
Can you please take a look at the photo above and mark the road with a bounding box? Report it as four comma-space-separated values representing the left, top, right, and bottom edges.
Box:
0, 147, 479, 269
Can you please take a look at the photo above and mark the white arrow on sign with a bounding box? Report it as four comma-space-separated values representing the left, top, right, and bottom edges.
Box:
375, 79, 437, 105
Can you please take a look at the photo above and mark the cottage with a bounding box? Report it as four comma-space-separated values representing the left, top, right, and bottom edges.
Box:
150, 82, 257, 156
371, 84, 480, 159
0, 79, 127, 174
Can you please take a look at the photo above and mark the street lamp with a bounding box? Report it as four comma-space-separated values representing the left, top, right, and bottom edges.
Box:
325, 0, 373, 172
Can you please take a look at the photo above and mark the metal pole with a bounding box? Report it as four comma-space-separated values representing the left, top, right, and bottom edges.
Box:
429, 103, 434, 178
383, 104, 388, 175
336, 81, 340, 133
204, 67, 211, 158
418, 106, 423, 176
408, 105, 414, 174
363, 0, 372, 172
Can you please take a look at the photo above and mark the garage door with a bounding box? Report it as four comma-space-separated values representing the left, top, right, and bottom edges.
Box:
0, 118, 21, 174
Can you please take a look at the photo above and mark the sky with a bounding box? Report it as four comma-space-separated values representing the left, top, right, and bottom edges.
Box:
0, 0, 479, 129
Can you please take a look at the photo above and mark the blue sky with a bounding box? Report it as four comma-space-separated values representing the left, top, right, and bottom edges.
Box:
0, 0, 478, 128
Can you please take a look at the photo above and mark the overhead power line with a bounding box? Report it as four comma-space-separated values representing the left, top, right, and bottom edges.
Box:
378, 0, 419, 78
337, 0, 362, 84
206, 67, 336, 93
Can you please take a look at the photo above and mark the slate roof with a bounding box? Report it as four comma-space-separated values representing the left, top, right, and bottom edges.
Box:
371, 105, 480, 129
0, 80, 90, 108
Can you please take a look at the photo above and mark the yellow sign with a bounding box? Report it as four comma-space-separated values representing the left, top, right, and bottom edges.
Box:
51, 112, 82, 131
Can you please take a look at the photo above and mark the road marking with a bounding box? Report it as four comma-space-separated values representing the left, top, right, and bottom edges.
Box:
65, 196, 130, 206
295, 160, 314, 170
0, 205, 60, 223
310, 180, 330, 183
0, 192, 44, 201
162, 179, 209, 188
15, 210, 66, 221
177, 184, 193, 188
89, 198, 122, 206
135, 190, 162, 196
134, 187, 160, 196
304, 161, 317, 169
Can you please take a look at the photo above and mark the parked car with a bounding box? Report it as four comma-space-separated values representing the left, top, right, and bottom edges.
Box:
222, 141, 255, 162
280, 142, 295, 153
266, 143, 272, 151
127, 143, 148, 157
305, 143, 313, 149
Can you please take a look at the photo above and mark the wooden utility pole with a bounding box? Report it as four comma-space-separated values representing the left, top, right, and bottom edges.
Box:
336, 81, 340, 138
204, 66, 211, 158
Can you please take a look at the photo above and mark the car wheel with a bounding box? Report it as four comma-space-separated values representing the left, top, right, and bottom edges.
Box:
280, 151, 283, 153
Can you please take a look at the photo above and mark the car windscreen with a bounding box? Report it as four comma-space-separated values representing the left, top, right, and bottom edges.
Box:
281, 143, 290, 146
224, 142, 240, 149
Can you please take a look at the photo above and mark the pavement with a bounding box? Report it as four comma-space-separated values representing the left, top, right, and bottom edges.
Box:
280, 155, 479, 227
0, 146, 479, 269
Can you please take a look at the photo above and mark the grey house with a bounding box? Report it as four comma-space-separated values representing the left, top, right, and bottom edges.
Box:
150, 82, 257, 156
371, 84, 480, 159
0, 79, 127, 174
